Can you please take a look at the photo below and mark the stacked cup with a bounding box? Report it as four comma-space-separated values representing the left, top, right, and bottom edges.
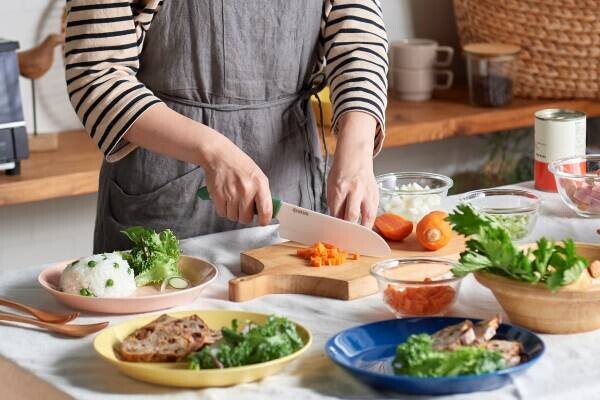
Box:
389, 39, 454, 101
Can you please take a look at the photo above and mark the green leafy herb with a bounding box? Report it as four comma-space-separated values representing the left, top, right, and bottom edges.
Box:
393, 334, 505, 377
105, 279, 114, 287
113, 263, 119, 269
79, 288, 95, 297
87, 260, 97, 268
121, 227, 181, 287
187, 316, 304, 369
448, 204, 588, 291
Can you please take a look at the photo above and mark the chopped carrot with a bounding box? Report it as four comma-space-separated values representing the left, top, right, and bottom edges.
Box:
295, 242, 357, 267
297, 248, 313, 258
383, 281, 456, 316
374, 213, 413, 241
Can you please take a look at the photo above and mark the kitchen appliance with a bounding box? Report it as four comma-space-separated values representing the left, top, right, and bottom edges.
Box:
0, 39, 29, 176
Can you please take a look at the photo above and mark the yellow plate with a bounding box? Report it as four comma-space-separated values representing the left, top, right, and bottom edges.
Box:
93, 310, 312, 388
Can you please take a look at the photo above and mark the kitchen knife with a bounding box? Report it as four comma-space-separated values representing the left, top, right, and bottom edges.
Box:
197, 186, 391, 257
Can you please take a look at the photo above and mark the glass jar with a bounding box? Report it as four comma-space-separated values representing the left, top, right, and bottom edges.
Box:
463, 43, 520, 107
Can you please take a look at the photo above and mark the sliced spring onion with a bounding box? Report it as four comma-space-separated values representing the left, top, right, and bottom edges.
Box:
168, 276, 189, 289
160, 276, 189, 292
160, 277, 169, 293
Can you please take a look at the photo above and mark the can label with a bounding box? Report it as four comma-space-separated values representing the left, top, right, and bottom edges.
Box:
534, 109, 586, 192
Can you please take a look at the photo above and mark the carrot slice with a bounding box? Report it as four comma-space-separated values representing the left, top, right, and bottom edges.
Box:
374, 213, 413, 241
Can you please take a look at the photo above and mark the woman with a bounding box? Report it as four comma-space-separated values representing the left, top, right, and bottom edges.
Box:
64, 0, 388, 252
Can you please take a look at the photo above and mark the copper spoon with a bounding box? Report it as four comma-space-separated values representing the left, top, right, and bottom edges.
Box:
0, 298, 79, 323
0, 312, 108, 337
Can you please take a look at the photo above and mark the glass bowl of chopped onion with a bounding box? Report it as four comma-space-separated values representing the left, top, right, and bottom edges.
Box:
370, 257, 463, 318
459, 188, 540, 241
376, 172, 454, 222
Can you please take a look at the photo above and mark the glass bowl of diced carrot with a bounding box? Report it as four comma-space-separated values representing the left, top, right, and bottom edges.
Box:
370, 257, 463, 317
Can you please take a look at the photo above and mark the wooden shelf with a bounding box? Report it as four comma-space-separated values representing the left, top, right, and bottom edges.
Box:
2, 86, 599, 207
325, 86, 600, 151
0, 131, 101, 207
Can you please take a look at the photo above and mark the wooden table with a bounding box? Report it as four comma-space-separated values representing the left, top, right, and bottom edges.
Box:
1, 87, 599, 207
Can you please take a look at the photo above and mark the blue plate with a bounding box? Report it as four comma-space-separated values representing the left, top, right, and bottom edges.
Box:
325, 317, 544, 396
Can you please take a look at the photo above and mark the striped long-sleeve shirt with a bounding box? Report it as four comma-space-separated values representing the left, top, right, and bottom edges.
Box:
64, 0, 388, 161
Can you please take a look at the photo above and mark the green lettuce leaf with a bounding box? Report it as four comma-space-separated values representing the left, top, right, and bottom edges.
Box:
392, 333, 505, 377
187, 315, 304, 369
121, 227, 181, 287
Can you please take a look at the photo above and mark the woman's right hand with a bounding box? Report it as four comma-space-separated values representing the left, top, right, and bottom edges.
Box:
200, 134, 273, 226
124, 103, 272, 225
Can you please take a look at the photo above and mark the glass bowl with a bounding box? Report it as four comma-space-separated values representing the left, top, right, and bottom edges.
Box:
376, 172, 454, 221
370, 257, 463, 318
549, 155, 600, 218
459, 188, 540, 241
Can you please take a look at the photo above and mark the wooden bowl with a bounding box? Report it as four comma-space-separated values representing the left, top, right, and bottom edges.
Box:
475, 242, 600, 334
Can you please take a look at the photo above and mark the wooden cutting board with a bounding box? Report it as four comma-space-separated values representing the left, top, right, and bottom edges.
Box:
230, 234, 465, 302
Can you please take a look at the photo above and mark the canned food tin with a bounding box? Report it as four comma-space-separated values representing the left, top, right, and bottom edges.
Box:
534, 109, 586, 192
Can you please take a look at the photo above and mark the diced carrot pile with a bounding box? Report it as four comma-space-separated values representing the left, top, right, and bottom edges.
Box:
296, 242, 359, 267
383, 279, 456, 315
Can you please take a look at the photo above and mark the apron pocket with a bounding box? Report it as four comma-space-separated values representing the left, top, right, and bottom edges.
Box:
107, 167, 203, 232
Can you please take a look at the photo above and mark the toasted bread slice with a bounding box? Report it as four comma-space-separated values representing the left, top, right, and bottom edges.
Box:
114, 314, 221, 362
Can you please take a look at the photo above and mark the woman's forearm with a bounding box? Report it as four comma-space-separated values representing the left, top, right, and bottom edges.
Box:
334, 111, 377, 158
124, 103, 223, 168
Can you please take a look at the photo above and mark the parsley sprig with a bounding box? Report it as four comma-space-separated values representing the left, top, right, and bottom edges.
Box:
448, 204, 588, 291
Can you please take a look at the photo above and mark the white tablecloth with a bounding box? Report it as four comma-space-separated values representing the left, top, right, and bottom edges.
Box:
1, 182, 599, 400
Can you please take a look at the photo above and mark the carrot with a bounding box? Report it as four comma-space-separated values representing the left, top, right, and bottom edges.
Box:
416, 211, 453, 251
374, 213, 413, 241
295, 242, 357, 267
383, 281, 456, 316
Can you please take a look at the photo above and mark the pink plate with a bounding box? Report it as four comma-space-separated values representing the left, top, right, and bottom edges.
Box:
38, 256, 218, 314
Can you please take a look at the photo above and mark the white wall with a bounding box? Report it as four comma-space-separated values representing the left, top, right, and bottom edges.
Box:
0, 0, 485, 272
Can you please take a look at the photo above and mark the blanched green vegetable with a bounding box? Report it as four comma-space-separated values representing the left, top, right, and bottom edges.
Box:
393, 334, 505, 377
187, 316, 304, 369
486, 213, 533, 241
121, 227, 181, 287
448, 204, 588, 291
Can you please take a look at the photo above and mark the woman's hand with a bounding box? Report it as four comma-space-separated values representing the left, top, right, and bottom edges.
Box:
201, 134, 273, 226
125, 104, 272, 225
327, 112, 379, 228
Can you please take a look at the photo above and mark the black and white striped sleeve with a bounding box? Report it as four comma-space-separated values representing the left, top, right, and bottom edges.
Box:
320, 0, 389, 155
64, 0, 163, 162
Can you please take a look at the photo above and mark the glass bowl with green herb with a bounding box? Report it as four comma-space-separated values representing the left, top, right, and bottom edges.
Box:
459, 188, 540, 241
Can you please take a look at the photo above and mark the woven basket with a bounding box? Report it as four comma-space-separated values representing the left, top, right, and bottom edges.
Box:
453, 0, 600, 99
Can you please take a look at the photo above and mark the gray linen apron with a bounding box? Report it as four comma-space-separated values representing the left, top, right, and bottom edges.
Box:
94, 0, 327, 252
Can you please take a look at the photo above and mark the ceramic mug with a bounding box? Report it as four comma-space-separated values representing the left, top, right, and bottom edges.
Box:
390, 39, 454, 69
390, 68, 454, 102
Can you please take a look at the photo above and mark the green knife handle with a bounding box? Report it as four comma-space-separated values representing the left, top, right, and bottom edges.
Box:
197, 186, 282, 218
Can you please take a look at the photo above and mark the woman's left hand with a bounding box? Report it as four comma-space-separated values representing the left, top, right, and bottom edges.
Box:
327, 112, 379, 228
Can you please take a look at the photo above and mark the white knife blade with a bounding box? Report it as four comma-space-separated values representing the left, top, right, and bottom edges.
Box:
276, 202, 391, 257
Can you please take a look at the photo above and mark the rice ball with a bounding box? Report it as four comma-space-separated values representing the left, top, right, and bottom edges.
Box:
60, 253, 136, 298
